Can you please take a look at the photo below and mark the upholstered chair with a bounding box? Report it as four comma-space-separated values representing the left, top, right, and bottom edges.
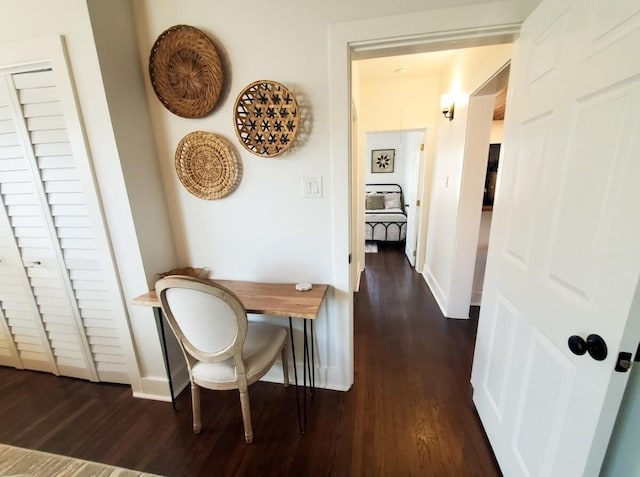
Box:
155, 275, 289, 443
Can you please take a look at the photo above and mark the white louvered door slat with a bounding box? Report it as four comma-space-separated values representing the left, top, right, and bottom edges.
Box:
19, 68, 129, 383
0, 151, 57, 373
6, 70, 99, 382
0, 78, 57, 374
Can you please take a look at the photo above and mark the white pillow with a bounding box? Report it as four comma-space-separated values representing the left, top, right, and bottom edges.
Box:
384, 192, 401, 209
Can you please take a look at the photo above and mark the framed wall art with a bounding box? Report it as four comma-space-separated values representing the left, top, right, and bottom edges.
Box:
371, 149, 395, 173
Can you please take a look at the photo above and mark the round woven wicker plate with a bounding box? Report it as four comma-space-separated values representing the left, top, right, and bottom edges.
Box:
234, 80, 300, 157
175, 131, 240, 199
149, 25, 223, 118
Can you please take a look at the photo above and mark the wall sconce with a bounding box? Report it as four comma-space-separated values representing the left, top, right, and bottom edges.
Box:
440, 94, 455, 121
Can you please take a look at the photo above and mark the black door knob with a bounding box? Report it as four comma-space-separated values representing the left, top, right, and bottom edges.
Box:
568, 335, 587, 355
568, 334, 607, 361
586, 334, 607, 361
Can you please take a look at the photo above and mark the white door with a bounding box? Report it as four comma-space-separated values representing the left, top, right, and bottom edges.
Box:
404, 133, 423, 267
471, 0, 640, 476
0, 64, 134, 384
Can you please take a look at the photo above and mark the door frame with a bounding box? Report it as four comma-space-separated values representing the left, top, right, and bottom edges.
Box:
328, 2, 523, 390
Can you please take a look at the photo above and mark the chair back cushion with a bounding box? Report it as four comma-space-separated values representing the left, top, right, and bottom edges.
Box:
164, 287, 238, 354
156, 276, 248, 362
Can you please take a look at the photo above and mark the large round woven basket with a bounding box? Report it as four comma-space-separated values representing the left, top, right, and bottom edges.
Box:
233, 80, 300, 157
175, 131, 240, 199
149, 25, 223, 118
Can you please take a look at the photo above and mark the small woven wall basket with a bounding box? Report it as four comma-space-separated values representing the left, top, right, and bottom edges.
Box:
149, 25, 223, 118
175, 131, 240, 200
234, 80, 300, 157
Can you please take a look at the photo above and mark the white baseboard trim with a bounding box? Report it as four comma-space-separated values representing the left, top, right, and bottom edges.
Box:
132, 365, 189, 402
133, 377, 172, 402
134, 363, 349, 402
261, 364, 350, 391
423, 267, 449, 317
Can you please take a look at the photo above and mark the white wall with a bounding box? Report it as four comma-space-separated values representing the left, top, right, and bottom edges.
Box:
423, 44, 512, 318
358, 74, 440, 271
365, 132, 407, 189
359, 75, 440, 133
490, 120, 505, 143
85, 0, 182, 398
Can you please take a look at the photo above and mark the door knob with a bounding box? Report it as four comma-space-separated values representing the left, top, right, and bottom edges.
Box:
568, 335, 587, 355
568, 334, 608, 361
586, 334, 608, 361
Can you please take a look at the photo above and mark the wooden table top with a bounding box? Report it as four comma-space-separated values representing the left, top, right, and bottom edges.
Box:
132, 280, 329, 320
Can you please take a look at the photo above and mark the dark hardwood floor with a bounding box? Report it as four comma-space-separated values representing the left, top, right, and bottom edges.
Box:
0, 244, 499, 476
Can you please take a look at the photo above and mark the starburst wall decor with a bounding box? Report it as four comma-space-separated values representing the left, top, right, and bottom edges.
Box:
371, 149, 395, 173
233, 80, 300, 157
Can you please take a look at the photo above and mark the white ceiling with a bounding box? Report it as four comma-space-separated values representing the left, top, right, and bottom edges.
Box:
355, 50, 454, 82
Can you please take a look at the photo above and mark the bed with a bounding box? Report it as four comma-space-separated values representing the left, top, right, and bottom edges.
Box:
365, 183, 407, 242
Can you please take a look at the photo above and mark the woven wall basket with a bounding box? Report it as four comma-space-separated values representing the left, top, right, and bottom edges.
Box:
175, 131, 240, 199
149, 25, 223, 118
234, 80, 300, 157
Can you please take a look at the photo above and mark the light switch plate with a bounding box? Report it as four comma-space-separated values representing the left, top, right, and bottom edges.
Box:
302, 177, 322, 198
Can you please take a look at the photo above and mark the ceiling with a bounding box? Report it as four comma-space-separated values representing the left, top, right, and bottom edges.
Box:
356, 49, 509, 120
355, 50, 454, 82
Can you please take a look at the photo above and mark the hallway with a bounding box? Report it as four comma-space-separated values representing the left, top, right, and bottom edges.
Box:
352, 243, 499, 475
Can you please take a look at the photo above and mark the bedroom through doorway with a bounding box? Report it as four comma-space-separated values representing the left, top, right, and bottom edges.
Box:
352, 44, 512, 314
363, 129, 424, 266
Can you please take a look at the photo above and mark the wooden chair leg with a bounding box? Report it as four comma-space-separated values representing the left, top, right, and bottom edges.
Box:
191, 382, 201, 434
238, 385, 253, 443
281, 342, 289, 387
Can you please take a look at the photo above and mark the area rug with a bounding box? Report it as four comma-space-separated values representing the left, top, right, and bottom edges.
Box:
365, 242, 378, 253
0, 444, 163, 477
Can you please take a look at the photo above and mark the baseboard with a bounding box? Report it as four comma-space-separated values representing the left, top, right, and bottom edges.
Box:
134, 363, 349, 402
422, 266, 449, 317
133, 377, 172, 402
132, 364, 190, 402
261, 364, 350, 391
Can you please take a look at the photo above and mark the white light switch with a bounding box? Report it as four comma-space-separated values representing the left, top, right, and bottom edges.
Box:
302, 177, 323, 198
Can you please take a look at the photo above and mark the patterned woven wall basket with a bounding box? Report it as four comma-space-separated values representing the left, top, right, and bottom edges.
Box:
175, 131, 240, 199
149, 25, 223, 118
234, 80, 300, 157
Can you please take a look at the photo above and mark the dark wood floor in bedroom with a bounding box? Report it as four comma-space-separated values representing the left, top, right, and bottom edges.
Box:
0, 243, 499, 477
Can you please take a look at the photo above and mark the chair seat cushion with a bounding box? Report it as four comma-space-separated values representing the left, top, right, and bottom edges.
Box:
192, 322, 287, 386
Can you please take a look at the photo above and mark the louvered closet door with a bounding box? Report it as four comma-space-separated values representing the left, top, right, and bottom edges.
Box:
0, 77, 60, 375
0, 68, 130, 384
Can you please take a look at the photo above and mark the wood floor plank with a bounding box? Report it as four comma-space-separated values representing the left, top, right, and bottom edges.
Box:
0, 243, 499, 476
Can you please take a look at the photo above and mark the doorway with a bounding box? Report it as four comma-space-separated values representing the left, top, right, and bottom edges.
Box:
362, 129, 425, 266
352, 45, 513, 318
327, 2, 523, 397
469, 64, 510, 307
